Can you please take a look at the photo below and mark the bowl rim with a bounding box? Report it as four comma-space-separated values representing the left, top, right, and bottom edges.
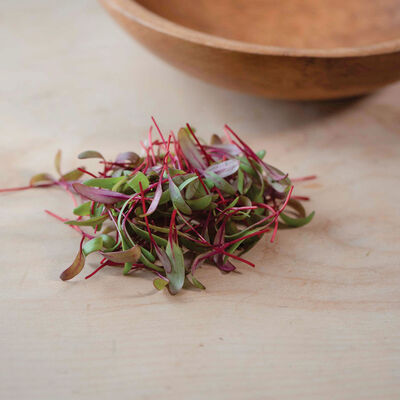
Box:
103, 0, 400, 58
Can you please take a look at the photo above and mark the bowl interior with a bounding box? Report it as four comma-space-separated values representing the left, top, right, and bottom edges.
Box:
135, 0, 400, 49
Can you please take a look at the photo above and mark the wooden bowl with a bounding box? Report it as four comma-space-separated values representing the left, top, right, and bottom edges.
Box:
99, 0, 400, 100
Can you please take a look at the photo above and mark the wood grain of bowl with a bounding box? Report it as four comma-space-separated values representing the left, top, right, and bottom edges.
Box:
99, 0, 400, 100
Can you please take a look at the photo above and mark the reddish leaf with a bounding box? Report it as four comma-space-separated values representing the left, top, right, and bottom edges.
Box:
101, 246, 141, 264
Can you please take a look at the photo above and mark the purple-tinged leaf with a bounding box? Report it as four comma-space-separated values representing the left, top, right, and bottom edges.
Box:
146, 165, 163, 174
153, 242, 172, 273
72, 183, 130, 204
178, 127, 207, 172
225, 124, 287, 181
205, 159, 239, 178
212, 224, 225, 267
205, 144, 242, 158
144, 178, 163, 216
115, 152, 140, 164
101, 246, 141, 264
165, 240, 185, 294
60, 240, 85, 281
191, 251, 213, 273
203, 171, 236, 195
219, 261, 236, 272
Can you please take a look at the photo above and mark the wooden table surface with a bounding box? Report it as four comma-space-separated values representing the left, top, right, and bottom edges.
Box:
1, 1, 399, 399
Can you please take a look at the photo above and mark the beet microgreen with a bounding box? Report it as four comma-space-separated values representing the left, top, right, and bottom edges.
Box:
0, 121, 315, 294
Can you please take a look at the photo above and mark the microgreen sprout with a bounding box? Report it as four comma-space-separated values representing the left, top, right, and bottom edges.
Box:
0, 121, 315, 294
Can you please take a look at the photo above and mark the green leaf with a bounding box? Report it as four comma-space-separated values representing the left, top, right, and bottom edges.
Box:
185, 179, 206, 200
224, 240, 243, 263
122, 263, 132, 275
29, 173, 54, 186
186, 195, 212, 210
54, 150, 62, 175
280, 211, 315, 227
65, 215, 107, 227
256, 150, 266, 159
169, 177, 192, 215
153, 278, 168, 291
78, 150, 104, 160
286, 199, 306, 218
83, 237, 103, 256
239, 157, 261, 176
99, 234, 115, 249
111, 177, 127, 192
127, 172, 149, 193
237, 235, 262, 256
204, 171, 236, 195
158, 189, 170, 205
139, 254, 163, 272
73, 201, 91, 216
226, 226, 267, 241
222, 197, 240, 212
165, 241, 185, 294
179, 236, 209, 254
178, 175, 198, 191
91, 203, 104, 217
243, 173, 253, 194
203, 178, 215, 190
184, 126, 196, 135
84, 177, 125, 190
140, 246, 156, 262
128, 222, 168, 247
237, 168, 244, 194
168, 168, 187, 177
191, 275, 206, 290
61, 169, 84, 182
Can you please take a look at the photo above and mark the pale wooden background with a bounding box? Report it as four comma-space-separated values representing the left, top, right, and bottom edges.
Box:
1, 1, 400, 399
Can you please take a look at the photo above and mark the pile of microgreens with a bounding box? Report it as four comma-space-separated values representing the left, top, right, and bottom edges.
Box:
1, 120, 314, 294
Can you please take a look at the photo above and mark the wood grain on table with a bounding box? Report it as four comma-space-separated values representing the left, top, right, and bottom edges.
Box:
0, 1, 399, 399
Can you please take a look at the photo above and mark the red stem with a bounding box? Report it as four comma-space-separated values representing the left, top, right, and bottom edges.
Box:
186, 123, 214, 165
151, 116, 167, 149
0, 183, 55, 192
